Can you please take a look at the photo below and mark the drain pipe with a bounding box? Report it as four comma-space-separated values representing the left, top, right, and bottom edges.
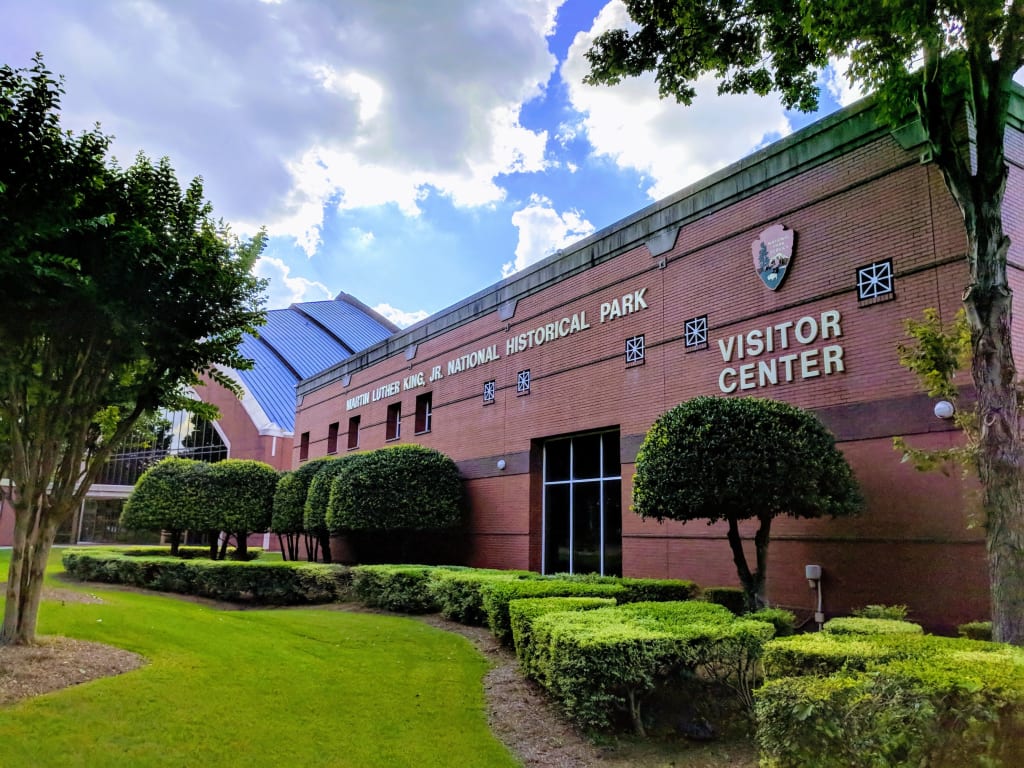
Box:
805, 564, 825, 630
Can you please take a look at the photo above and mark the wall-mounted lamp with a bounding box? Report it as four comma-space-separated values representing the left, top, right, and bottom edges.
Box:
496, 459, 507, 471
934, 400, 955, 420
805, 564, 825, 629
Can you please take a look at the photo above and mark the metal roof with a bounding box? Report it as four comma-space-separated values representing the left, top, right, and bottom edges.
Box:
230, 295, 395, 433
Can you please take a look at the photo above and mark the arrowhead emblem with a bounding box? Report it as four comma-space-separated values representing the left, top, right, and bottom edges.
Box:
752, 224, 795, 291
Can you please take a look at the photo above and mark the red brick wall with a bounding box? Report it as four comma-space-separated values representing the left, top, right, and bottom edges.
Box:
294, 125, 1020, 628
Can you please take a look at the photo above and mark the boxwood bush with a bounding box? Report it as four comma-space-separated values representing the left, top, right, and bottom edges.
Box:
427, 569, 537, 625
349, 564, 450, 613
62, 548, 349, 604
823, 617, 923, 636
480, 579, 628, 645
528, 600, 774, 734
700, 586, 747, 615
508, 596, 618, 680
553, 573, 699, 603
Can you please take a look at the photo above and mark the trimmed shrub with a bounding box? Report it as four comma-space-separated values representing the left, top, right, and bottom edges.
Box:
756, 645, 1024, 767
852, 603, 909, 621
509, 596, 618, 679
480, 579, 627, 645
206, 459, 278, 558
748, 607, 796, 637
61, 548, 350, 604
428, 569, 537, 625
762, 633, 912, 679
554, 573, 699, 603
823, 617, 923, 636
530, 600, 774, 733
326, 444, 463, 532
349, 564, 445, 613
959, 620, 994, 641
120, 457, 209, 554
304, 455, 360, 562
701, 586, 747, 615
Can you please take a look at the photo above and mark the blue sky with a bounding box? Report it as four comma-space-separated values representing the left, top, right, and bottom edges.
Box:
3, 0, 856, 327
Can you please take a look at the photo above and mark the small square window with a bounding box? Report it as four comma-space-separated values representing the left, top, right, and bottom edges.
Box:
483, 380, 495, 404
386, 403, 401, 441
299, 431, 310, 462
625, 334, 645, 365
346, 415, 360, 451
415, 392, 432, 434
326, 422, 339, 454
684, 316, 708, 351
857, 259, 895, 302
517, 369, 531, 396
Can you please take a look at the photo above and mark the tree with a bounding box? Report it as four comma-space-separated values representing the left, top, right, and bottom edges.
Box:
272, 457, 335, 561
632, 397, 862, 611
304, 456, 354, 564
585, 0, 1024, 643
120, 458, 210, 556
0, 56, 266, 645
206, 459, 278, 559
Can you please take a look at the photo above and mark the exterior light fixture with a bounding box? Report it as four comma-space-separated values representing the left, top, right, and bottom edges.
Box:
496, 459, 507, 471
933, 400, 955, 420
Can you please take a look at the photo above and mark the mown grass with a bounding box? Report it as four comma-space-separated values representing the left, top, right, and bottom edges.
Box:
0, 548, 518, 768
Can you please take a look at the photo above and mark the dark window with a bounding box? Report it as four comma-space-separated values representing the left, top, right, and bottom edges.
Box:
386, 403, 401, 441
483, 380, 495, 404
326, 422, 339, 454
517, 369, 531, 395
684, 316, 708, 350
857, 259, 894, 302
347, 415, 360, 450
625, 334, 645, 365
299, 431, 310, 462
415, 392, 433, 434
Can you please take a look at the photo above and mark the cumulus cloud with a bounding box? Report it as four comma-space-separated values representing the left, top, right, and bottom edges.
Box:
822, 57, 868, 107
253, 256, 333, 309
373, 303, 430, 329
502, 194, 595, 277
4, 1, 562, 255
561, 1, 792, 201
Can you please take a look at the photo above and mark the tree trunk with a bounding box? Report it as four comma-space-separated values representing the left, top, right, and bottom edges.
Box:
169, 530, 181, 557
724, 516, 771, 613
319, 531, 333, 564
234, 534, 248, 560
1, 493, 58, 646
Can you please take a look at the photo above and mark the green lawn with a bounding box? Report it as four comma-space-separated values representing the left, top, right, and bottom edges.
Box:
0, 549, 519, 768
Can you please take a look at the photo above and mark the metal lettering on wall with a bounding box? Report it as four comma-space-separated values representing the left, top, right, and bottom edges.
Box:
344, 288, 650, 410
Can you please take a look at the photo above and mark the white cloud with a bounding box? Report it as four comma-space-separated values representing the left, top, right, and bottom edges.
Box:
561, 1, 792, 201
502, 194, 595, 277
822, 57, 867, 107
253, 256, 333, 309
4, 1, 564, 256
373, 303, 430, 329
350, 228, 376, 248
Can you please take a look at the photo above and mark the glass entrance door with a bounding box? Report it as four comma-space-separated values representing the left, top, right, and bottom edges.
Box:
542, 430, 622, 576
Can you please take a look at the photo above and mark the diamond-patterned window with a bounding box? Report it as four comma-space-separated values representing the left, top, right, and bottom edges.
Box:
684, 315, 708, 351
857, 259, 894, 302
517, 369, 531, 395
483, 380, 495, 404
625, 335, 645, 365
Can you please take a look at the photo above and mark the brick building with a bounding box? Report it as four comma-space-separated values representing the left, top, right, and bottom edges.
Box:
293, 93, 1024, 631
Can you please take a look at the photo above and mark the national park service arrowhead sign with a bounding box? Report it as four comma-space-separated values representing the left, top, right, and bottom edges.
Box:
752, 224, 795, 291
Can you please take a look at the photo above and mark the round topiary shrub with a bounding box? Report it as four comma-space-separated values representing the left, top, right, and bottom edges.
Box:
206, 459, 278, 558
121, 457, 210, 555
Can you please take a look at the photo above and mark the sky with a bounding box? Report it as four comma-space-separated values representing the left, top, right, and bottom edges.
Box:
3, 0, 862, 328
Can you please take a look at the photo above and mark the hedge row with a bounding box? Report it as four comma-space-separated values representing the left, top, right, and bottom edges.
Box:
757, 628, 1024, 767
62, 548, 350, 605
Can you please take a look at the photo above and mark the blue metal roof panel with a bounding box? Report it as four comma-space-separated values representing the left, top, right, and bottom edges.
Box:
254, 309, 351, 379
297, 299, 394, 351
234, 335, 298, 432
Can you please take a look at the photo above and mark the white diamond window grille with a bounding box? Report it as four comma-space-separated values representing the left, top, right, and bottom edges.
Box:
684, 316, 708, 348
517, 369, 531, 395
625, 335, 645, 364
857, 259, 894, 300
483, 380, 495, 403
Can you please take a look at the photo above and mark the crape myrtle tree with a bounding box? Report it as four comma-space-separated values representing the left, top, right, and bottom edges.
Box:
0, 57, 266, 645
632, 397, 862, 612
207, 459, 278, 560
272, 457, 336, 561
120, 458, 210, 556
585, 1, 1024, 643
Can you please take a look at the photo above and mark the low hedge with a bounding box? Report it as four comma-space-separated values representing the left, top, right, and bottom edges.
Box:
528, 600, 775, 733
349, 564, 455, 613
748, 607, 796, 637
959, 620, 994, 641
757, 644, 1024, 767
823, 617, 923, 636
509, 596, 618, 680
61, 548, 349, 604
113, 546, 262, 561
427, 569, 537, 625
700, 586, 747, 615
552, 573, 699, 603
480, 579, 628, 645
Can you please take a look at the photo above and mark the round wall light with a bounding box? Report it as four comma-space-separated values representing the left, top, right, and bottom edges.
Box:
496, 459, 507, 471
934, 400, 955, 420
